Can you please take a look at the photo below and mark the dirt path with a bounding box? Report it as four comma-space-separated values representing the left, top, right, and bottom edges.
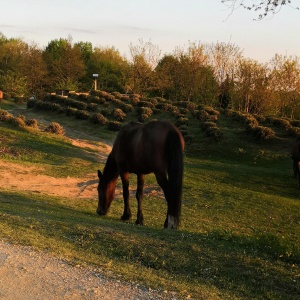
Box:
0, 241, 175, 300
0, 137, 172, 300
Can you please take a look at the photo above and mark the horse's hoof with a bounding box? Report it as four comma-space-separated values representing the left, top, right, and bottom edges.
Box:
135, 219, 144, 226
121, 213, 132, 221
96, 209, 106, 216
164, 215, 179, 229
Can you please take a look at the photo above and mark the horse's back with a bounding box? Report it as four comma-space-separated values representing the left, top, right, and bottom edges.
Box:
111, 120, 184, 174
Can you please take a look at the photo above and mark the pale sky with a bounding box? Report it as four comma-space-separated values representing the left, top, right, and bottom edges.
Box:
1, 0, 299, 62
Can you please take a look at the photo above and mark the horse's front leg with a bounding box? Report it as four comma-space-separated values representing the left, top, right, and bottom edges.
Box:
135, 174, 144, 225
120, 172, 132, 221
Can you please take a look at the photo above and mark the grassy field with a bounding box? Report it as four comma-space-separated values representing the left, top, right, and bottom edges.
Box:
0, 101, 299, 299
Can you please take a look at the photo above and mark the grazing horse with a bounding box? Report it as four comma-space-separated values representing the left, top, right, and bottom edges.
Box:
291, 139, 300, 186
96, 120, 184, 229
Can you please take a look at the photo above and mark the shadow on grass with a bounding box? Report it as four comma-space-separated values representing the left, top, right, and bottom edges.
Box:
0, 190, 299, 299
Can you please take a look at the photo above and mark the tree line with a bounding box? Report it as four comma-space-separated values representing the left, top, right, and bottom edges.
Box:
1, 32, 300, 119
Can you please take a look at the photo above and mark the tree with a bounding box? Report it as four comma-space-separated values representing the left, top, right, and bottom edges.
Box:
205, 42, 242, 85
128, 39, 161, 95
87, 47, 130, 92
154, 43, 218, 103
22, 42, 48, 98
222, 0, 298, 19
269, 54, 300, 118
0, 36, 29, 96
43, 37, 86, 91
234, 58, 271, 114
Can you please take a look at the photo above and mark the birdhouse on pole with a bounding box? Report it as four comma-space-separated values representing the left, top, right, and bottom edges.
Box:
93, 74, 99, 91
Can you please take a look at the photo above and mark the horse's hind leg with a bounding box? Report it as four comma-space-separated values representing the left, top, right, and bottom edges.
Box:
120, 172, 132, 221
135, 174, 144, 225
155, 173, 174, 229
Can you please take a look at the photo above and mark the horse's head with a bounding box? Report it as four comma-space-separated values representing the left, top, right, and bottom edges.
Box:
96, 170, 115, 215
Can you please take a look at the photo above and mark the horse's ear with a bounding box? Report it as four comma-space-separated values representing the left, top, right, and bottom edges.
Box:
98, 170, 102, 179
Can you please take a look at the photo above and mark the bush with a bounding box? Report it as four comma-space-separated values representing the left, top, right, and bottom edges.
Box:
205, 126, 223, 141
87, 103, 98, 112
271, 118, 291, 130
291, 120, 300, 127
25, 119, 38, 128
0, 109, 11, 121
136, 107, 153, 117
112, 108, 126, 122
89, 96, 106, 104
196, 110, 210, 122
252, 126, 275, 140
287, 126, 300, 137
75, 110, 90, 120
245, 115, 259, 131
176, 117, 189, 127
202, 106, 220, 116
91, 113, 108, 125
9, 116, 26, 127
66, 107, 78, 117
138, 114, 150, 123
44, 122, 65, 135
107, 121, 122, 131
201, 122, 217, 131
27, 99, 37, 108
137, 101, 155, 109
156, 103, 179, 113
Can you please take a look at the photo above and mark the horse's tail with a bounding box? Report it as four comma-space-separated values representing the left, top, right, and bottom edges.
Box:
165, 128, 184, 228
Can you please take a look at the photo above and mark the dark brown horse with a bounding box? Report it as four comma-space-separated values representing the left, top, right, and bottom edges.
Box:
291, 139, 300, 185
96, 120, 184, 229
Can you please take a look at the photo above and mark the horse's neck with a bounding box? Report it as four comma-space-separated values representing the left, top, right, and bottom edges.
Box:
103, 154, 119, 184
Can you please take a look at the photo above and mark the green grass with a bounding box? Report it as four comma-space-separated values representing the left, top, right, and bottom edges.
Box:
0, 110, 300, 299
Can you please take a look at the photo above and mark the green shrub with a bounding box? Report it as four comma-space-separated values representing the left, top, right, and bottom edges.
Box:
27, 99, 37, 108
75, 110, 90, 120
271, 118, 291, 130
113, 108, 126, 122
205, 126, 223, 141
196, 110, 210, 122
0, 109, 11, 121
287, 126, 300, 137
291, 120, 300, 127
78, 93, 89, 101
136, 107, 153, 117
44, 122, 65, 135
176, 117, 189, 127
245, 115, 259, 131
91, 113, 108, 125
9, 117, 26, 127
137, 101, 155, 109
66, 107, 78, 117
87, 103, 98, 112
138, 114, 150, 123
156, 103, 179, 113
107, 121, 122, 131
201, 122, 217, 131
25, 119, 38, 128
204, 106, 220, 116
89, 96, 106, 104
252, 126, 275, 140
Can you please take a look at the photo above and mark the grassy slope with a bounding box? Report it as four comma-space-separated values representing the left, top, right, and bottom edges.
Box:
0, 102, 299, 299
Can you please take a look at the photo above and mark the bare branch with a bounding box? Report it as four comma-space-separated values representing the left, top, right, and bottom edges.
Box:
221, 0, 298, 19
